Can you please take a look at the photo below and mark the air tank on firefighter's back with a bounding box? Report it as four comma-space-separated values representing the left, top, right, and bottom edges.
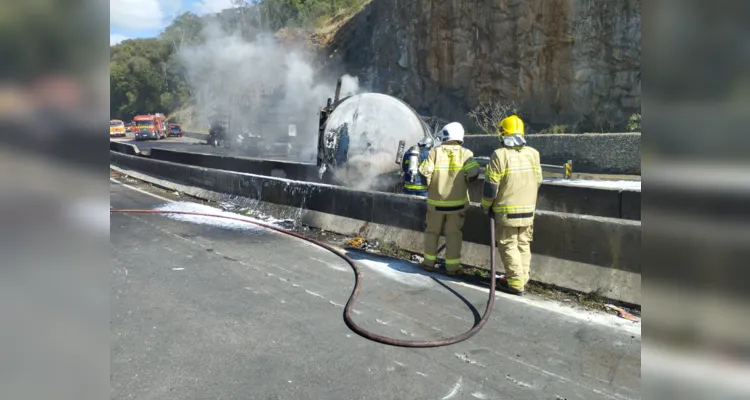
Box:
320, 92, 431, 191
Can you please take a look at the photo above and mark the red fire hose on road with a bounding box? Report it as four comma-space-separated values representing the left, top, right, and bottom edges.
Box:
110, 209, 497, 348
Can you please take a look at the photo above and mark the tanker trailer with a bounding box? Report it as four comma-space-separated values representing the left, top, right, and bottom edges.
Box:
317, 90, 433, 192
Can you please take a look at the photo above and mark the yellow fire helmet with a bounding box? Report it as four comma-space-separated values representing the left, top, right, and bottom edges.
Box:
498, 115, 525, 136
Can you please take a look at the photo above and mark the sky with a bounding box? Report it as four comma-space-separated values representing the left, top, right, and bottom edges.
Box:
110, 0, 240, 46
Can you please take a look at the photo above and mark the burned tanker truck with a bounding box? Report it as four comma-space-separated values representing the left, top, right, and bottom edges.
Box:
206, 85, 308, 159
317, 78, 437, 192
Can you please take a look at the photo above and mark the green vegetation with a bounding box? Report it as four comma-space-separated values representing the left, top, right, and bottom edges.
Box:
110, 0, 370, 122
627, 113, 641, 132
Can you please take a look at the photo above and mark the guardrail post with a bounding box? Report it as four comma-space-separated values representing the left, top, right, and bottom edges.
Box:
565, 160, 573, 179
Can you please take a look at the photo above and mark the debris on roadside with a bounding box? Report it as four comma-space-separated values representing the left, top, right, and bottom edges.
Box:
605, 304, 641, 322
345, 236, 366, 248
272, 219, 296, 230
362, 238, 380, 252
219, 202, 237, 211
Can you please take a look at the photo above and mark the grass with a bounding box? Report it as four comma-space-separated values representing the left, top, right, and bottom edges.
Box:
310, 1, 370, 46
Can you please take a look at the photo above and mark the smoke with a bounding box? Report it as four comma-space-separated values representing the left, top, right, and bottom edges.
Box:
177, 22, 361, 161
339, 74, 360, 98
176, 20, 426, 192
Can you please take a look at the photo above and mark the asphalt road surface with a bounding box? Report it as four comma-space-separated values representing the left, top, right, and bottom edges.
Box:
110, 178, 641, 400
112, 134, 213, 154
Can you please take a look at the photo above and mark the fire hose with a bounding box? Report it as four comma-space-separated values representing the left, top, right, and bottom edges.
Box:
110, 209, 497, 348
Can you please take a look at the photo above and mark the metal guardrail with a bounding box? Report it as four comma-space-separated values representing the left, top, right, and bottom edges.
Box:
474, 157, 573, 179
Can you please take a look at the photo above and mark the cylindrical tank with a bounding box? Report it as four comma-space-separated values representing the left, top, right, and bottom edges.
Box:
322, 93, 431, 190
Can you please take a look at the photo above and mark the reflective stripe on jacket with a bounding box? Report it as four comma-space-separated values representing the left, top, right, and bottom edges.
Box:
481, 146, 542, 226
418, 142, 480, 212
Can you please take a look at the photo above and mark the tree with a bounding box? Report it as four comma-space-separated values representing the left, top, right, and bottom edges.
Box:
109, 0, 371, 121
467, 101, 520, 135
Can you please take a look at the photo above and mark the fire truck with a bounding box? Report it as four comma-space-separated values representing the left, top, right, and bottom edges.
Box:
133, 113, 167, 141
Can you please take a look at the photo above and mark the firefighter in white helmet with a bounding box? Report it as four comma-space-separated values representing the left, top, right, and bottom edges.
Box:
418, 122, 480, 275
481, 115, 542, 296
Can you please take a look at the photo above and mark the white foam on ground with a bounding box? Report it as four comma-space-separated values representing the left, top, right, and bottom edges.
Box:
452, 280, 641, 335
545, 178, 641, 191
347, 252, 434, 288
153, 201, 279, 232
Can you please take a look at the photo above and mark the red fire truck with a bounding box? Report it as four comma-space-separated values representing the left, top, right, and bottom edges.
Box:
133, 113, 167, 140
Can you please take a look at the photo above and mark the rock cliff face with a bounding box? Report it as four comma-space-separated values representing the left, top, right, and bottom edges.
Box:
327, 0, 641, 130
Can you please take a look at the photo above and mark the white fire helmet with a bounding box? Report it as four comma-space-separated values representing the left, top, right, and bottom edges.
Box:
439, 122, 465, 143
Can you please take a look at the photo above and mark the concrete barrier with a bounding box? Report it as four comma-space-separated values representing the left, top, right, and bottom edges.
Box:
183, 131, 209, 141
148, 148, 322, 182
141, 147, 641, 221
463, 133, 641, 175
111, 150, 641, 304
110, 140, 141, 156
468, 180, 640, 220
620, 190, 641, 220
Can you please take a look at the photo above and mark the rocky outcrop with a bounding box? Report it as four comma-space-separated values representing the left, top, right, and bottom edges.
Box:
327, 0, 641, 130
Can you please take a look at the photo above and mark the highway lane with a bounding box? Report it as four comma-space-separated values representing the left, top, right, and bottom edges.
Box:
110, 178, 640, 400
111, 134, 209, 153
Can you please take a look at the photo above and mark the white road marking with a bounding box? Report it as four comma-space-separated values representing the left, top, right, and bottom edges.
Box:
440, 376, 463, 399
451, 280, 641, 336
110, 178, 174, 203
305, 290, 325, 299
455, 353, 486, 368
311, 257, 347, 272
505, 374, 533, 388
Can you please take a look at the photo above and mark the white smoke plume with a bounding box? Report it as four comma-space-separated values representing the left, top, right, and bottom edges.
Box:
177, 22, 361, 161
176, 20, 429, 191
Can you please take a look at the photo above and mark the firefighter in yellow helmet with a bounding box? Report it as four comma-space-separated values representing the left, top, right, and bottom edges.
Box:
481, 115, 542, 296
417, 122, 480, 275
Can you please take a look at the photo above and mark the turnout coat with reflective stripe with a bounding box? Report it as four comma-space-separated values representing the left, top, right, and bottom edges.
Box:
481, 146, 543, 226
418, 142, 480, 212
